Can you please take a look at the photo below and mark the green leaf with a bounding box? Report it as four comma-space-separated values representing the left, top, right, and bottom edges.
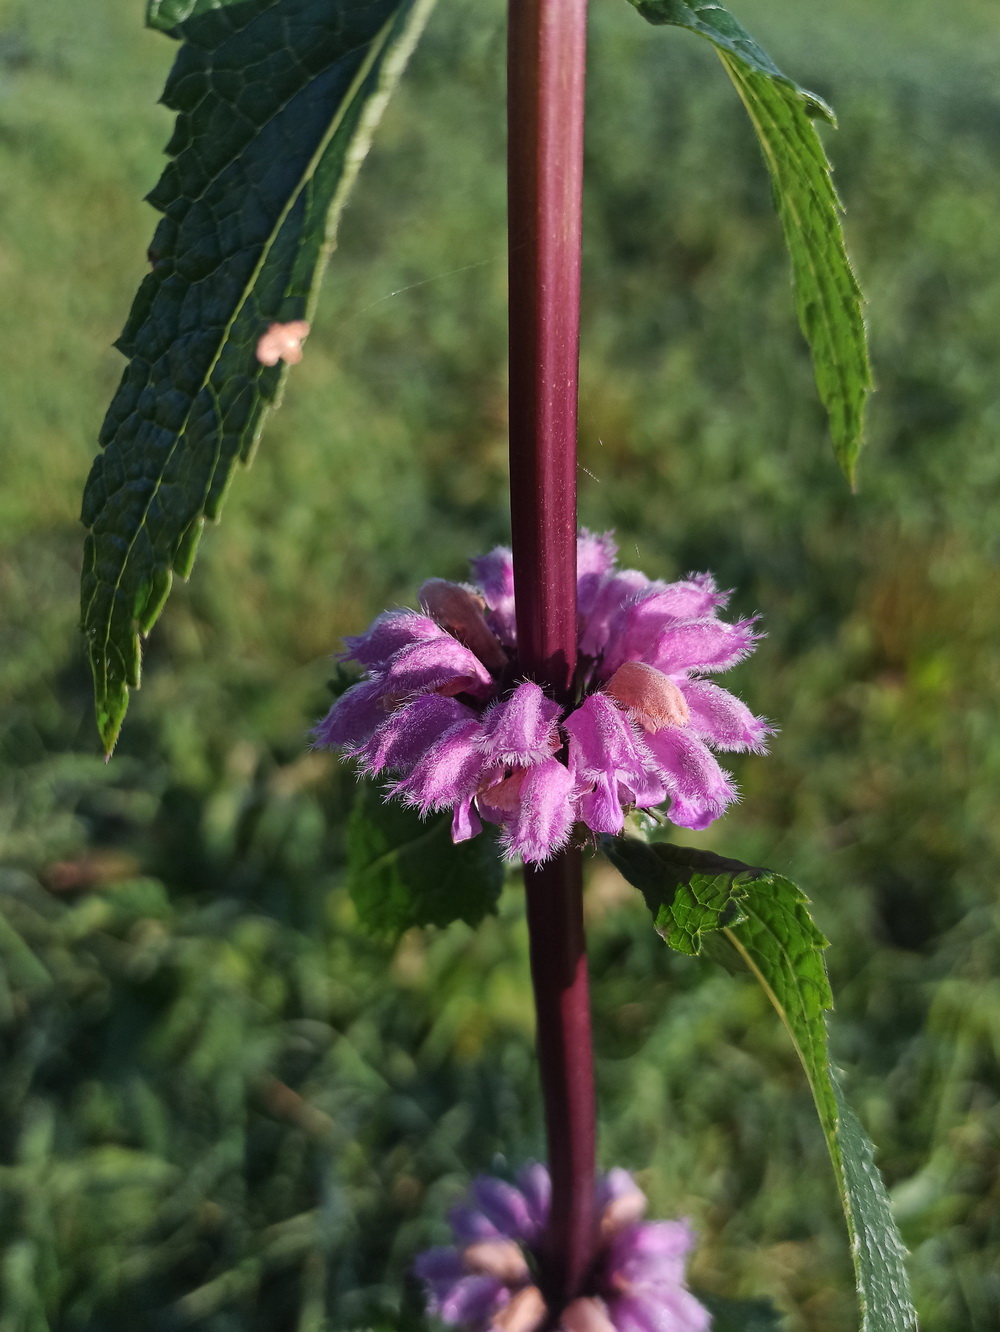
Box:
602, 836, 754, 954
80, 0, 437, 755
346, 782, 504, 934
695, 1291, 786, 1331
626, 0, 872, 483
605, 836, 918, 1332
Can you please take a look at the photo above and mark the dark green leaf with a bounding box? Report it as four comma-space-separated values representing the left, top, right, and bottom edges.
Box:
346, 782, 504, 934
606, 835, 918, 1332
602, 836, 755, 954
695, 1291, 787, 1331
146, 0, 250, 35
81, 0, 436, 754
626, 0, 872, 482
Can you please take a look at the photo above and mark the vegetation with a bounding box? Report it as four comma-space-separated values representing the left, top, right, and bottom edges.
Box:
1, 0, 998, 1327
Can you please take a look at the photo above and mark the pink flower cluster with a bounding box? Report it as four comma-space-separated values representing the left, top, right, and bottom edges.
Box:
414, 1165, 710, 1332
315, 532, 769, 863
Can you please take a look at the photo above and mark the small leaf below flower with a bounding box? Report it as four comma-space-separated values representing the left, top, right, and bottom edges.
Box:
347, 781, 504, 934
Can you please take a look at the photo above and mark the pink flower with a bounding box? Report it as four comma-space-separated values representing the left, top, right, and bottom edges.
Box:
414, 1166, 710, 1332
314, 532, 771, 862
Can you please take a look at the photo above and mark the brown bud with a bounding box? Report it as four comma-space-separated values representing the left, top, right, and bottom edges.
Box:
418, 578, 508, 674
599, 1187, 647, 1238
492, 1285, 548, 1332
256, 320, 311, 367
559, 1298, 617, 1332
604, 661, 690, 732
463, 1240, 530, 1285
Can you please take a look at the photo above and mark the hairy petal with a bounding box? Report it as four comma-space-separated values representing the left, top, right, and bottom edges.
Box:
565, 693, 663, 823
479, 681, 562, 767
342, 609, 443, 669
391, 719, 486, 814
312, 678, 388, 751
358, 693, 473, 774
578, 569, 652, 660
645, 728, 737, 831
471, 1176, 542, 1242
680, 679, 772, 752
608, 1291, 710, 1332
439, 1274, 509, 1325
383, 636, 494, 700
644, 617, 760, 676
503, 758, 577, 864
448, 1206, 504, 1245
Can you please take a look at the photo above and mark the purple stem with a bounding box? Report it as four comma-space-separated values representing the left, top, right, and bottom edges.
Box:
507, 0, 595, 1308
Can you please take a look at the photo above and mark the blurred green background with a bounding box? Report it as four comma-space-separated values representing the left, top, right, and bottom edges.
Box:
1, 0, 998, 1327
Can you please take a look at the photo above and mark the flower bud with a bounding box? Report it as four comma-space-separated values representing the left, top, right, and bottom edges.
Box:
492, 1285, 547, 1332
604, 661, 690, 732
419, 579, 509, 674
462, 1240, 531, 1285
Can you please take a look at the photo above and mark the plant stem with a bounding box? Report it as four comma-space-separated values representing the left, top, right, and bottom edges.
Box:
524, 849, 595, 1306
507, 0, 595, 1309
507, 0, 586, 700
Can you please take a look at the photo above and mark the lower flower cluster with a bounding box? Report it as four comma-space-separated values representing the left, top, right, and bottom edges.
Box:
414, 1166, 710, 1332
315, 532, 769, 864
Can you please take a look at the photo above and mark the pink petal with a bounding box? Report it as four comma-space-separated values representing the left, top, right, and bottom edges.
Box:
680, 679, 772, 752
440, 1275, 509, 1325
471, 1176, 539, 1241
644, 616, 760, 676
479, 682, 562, 766
383, 636, 494, 700
312, 678, 387, 751
577, 530, 618, 616
645, 728, 736, 831
578, 569, 652, 660
515, 1163, 551, 1230
358, 693, 472, 774
470, 546, 517, 648
564, 694, 663, 822
503, 758, 577, 864
413, 1247, 465, 1285
342, 609, 443, 669
580, 772, 625, 836
452, 795, 483, 843
391, 719, 486, 814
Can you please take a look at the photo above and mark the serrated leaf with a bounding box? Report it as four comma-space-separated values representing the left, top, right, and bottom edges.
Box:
626, 0, 872, 483
147, 0, 249, 35
602, 836, 754, 954
346, 782, 504, 935
606, 835, 918, 1332
80, 0, 437, 754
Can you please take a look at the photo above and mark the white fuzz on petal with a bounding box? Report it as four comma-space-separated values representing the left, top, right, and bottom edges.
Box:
604, 662, 690, 732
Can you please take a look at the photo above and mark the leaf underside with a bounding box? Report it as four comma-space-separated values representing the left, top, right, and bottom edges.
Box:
627, 0, 873, 483
346, 781, 504, 934
81, 0, 436, 754
604, 835, 918, 1332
